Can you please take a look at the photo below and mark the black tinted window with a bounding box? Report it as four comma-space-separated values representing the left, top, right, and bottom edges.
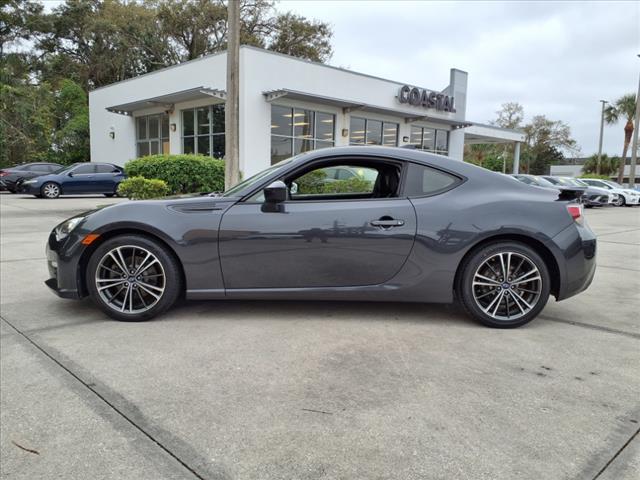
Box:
73, 164, 96, 174
404, 163, 458, 196
96, 164, 119, 173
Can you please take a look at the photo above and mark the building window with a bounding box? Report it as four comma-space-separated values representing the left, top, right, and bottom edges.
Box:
410, 125, 449, 155
182, 105, 225, 158
136, 114, 169, 157
270, 105, 335, 165
349, 117, 398, 146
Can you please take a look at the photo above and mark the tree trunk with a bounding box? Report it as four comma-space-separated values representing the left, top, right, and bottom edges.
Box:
618, 120, 634, 184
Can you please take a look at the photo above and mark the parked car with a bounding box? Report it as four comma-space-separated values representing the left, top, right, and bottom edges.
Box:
20, 162, 125, 198
45, 146, 596, 329
0, 162, 63, 193
580, 178, 640, 207
541, 176, 614, 207
508, 174, 605, 206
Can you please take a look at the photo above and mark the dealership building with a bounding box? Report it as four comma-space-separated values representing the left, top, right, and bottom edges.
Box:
89, 46, 525, 176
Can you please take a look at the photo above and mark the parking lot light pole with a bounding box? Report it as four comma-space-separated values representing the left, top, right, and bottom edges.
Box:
628, 56, 640, 187
597, 99, 607, 175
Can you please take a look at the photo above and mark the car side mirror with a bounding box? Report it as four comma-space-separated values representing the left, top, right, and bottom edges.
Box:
67, 172, 74, 177
263, 180, 287, 203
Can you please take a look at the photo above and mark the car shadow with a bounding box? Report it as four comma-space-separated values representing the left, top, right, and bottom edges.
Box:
169, 299, 474, 327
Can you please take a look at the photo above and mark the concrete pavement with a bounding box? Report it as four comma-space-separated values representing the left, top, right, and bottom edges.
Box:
1, 192, 639, 479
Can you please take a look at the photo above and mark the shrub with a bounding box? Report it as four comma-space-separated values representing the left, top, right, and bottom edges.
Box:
579, 173, 611, 180
117, 177, 169, 200
124, 154, 224, 194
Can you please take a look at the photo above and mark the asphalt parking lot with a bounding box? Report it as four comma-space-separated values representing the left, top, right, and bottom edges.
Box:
1, 192, 638, 480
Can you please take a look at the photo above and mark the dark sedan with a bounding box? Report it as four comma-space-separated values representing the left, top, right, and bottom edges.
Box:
45, 147, 596, 328
21, 162, 125, 198
0, 162, 63, 193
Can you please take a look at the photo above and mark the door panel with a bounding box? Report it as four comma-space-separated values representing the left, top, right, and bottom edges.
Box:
219, 199, 417, 289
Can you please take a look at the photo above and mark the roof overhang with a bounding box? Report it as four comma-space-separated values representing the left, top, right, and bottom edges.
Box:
263, 89, 471, 128
463, 123, 526, 144
106, 87, 226, 116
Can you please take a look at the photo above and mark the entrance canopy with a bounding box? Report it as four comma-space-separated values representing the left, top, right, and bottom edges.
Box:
106, 87, 226, 116
464, 122, 525, 144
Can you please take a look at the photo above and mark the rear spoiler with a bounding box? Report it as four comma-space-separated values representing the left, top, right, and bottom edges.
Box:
556, 186, 586, 202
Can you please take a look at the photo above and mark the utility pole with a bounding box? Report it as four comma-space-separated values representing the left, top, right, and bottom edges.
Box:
597, 99, 607, 175
224, 0, 240, 189
628, 56, 640, 188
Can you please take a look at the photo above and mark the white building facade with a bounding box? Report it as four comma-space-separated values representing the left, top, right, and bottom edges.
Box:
89, 46, 523, 176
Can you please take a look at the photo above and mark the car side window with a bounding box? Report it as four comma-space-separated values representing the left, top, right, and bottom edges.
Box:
96, 164, 119, 173
291, 165, 378, 199
73, 164, 96, 174
403, 163, 459, 197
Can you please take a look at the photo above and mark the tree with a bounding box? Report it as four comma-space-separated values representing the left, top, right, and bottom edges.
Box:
0, 0, 44, 55
492, 102, 524, 130
582, 153, 620, 176
268, 12, 332, 62
522, 115, 577, 174
604, 93, 636, 183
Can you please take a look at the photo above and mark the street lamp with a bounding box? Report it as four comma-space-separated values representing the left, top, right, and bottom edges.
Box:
597, 99, 608, 175
628, 54, 640, 187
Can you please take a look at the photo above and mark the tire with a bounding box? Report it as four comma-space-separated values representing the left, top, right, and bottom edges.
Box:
41, 182, 61, 199
104, 193, 115, 197
86, 235, 182, 322
615, 196, 625, 207
457, 241, 551, 328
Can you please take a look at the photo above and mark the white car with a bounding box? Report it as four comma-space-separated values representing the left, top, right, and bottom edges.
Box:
581, 179, 640, 207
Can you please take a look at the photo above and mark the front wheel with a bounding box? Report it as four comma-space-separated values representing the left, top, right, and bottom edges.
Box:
457, 242, 551, 328
41, 182, 61, 199
615, 196, 625, 207
86, 235, 182, 322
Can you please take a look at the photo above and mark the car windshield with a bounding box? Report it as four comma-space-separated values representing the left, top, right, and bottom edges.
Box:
221, 156, 297, 197
572, 179, 588, 187
533, 176, 556, 187
603, 180, 623, 188
560, 178, 584, 186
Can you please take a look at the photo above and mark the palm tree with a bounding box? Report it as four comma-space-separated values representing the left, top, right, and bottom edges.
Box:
604, 93, 637, 183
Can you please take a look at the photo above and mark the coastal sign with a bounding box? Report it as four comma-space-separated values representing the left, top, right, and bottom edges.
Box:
397, 85, 456, 113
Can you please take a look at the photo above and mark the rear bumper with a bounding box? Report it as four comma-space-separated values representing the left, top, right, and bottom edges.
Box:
552, 221, 597, 301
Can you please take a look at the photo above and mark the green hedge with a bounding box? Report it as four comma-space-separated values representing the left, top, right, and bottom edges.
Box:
124, 154, 224, 194
579, 173, 611, 180
117, 177, 169, 200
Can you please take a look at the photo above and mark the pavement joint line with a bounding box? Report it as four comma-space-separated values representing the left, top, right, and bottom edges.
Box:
1, 256, 46, 263
591, 427, 640, 480
0, 314, 207, 480
596, 227, 640, 238
539, 315, 640, 340
596, 264, 640, 272
597, 240, 640, 246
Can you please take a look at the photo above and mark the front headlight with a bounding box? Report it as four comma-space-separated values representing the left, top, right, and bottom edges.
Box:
55, 217, 84, 242
23, 179, 37, 184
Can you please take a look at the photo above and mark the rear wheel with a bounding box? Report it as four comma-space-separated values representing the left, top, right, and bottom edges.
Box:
86, 235, 182, 322
457, 242, 551, 328
41, 182, 60, 199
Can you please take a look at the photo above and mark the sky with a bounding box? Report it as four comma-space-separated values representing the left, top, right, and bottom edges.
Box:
37, 0, 639, 157
278, 0, 639, 157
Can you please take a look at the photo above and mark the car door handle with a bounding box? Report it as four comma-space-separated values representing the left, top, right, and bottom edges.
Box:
370, 218, 405, 228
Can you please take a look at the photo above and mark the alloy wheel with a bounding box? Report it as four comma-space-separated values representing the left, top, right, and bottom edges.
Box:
472, 251, 542, 321
95, 245, 166, 314
43, 183, 60, 198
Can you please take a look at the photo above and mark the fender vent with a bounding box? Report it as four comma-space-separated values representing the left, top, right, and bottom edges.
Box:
168, 202, 225, 213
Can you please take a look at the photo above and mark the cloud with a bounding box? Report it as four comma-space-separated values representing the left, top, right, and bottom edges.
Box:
279, 0, 640, 157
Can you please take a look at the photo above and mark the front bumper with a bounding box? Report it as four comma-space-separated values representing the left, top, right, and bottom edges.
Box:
20, 183, 41, 194
45, 233, 85, 300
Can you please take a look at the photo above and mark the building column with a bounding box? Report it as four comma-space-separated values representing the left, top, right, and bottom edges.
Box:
512, 142, 521, 174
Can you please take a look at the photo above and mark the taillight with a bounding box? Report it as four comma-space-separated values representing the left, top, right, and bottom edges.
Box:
567, 204, 583, 224
0, 171, 8, 177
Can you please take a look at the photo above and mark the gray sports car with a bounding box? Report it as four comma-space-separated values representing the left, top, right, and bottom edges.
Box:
45, 146, 596, 328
